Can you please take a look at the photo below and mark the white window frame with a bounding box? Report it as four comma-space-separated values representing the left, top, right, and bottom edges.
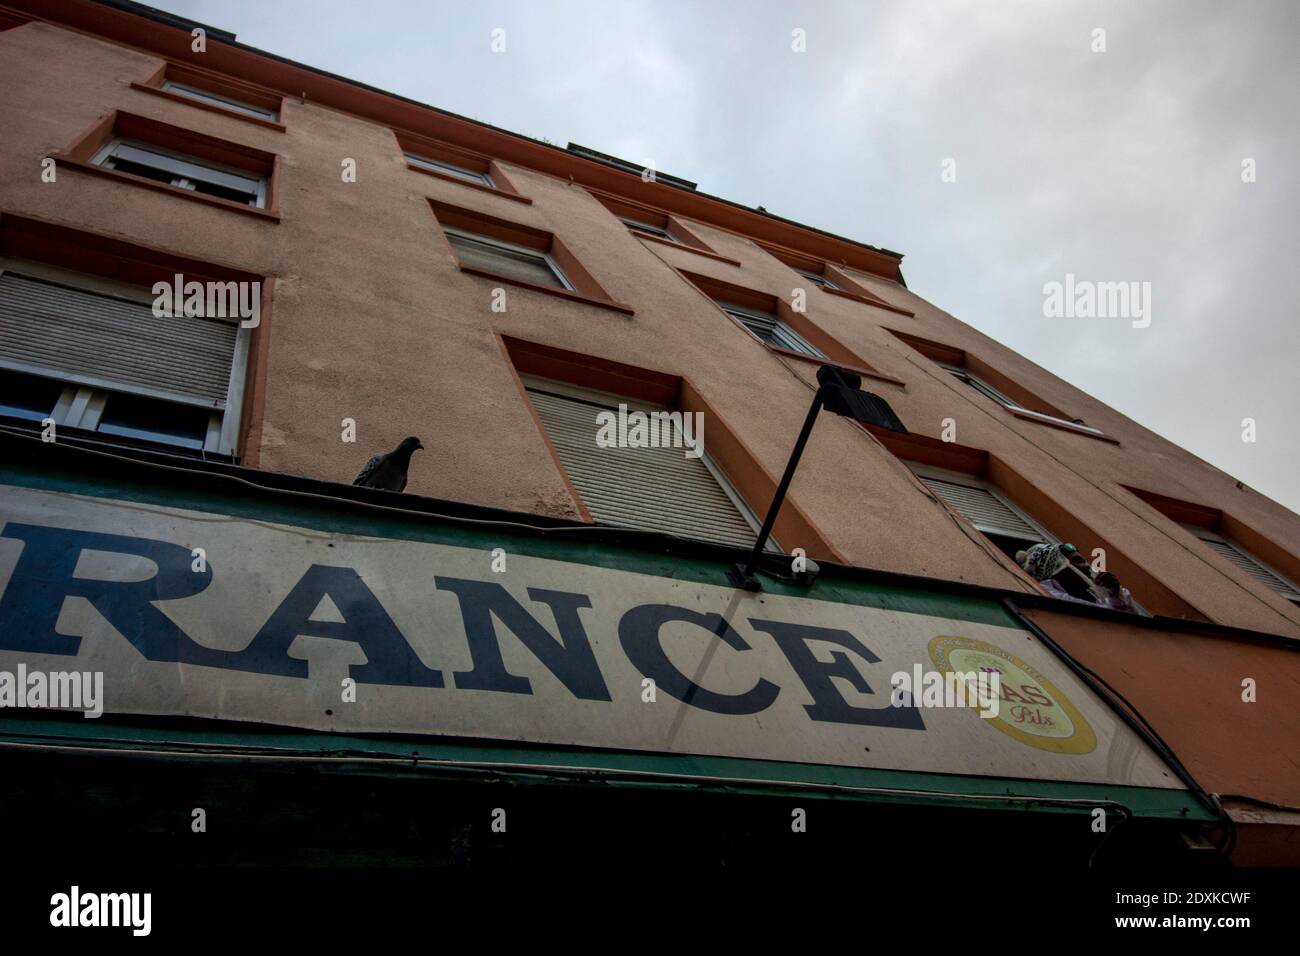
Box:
1183, 524, 1300, 603
444, 228, 573, 291
912, 463, 1143, 607
0, 258, 251, 456
520, 376, 778, 551
405, 151, 494, 187
936, 361, 1104, 436
161, 80, 279, 121
91, 138, 268, 208
620, 216, 676, 242
720, 302, 827, 360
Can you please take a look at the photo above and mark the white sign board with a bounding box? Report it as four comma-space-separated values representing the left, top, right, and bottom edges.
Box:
0, 483, 1181, 790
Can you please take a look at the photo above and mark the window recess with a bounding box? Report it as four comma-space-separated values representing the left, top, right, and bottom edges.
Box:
934, 361, 1104, 436
792, 267, 839, 290
524, 378, 769, 550
720, 301, 826, 359
445, 229, 572, 290
1184, 524, 1300, 605
161, 81, 279, 121
92, 139, 267, 207
911, 465, 1099, 601
405, 152, 494, 187
618, 216, 676, 241
0, 261, 249, 455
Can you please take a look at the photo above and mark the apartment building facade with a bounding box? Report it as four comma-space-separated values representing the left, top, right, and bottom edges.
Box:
0, 1, 1296, 865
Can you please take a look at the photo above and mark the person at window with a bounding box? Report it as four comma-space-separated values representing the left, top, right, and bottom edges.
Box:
1016, 543, 1097, 604
1091, 571, 1149, 616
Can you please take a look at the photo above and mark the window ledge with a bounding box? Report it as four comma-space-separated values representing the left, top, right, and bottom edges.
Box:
407, 163, 532, 203
129, 82, 287, 132
51, 154, 281, 222
631, 229, 742, 266
822, 284, 914, 317
765, 345, 906, 388
457, 265, 635, 316
1008, 406, 1118, 443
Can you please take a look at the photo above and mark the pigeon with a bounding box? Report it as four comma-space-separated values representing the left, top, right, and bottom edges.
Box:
352, 436, 423, 492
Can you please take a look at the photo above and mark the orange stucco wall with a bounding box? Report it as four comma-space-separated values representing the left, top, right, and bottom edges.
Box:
1025, 608, 1300, 863
2, 12, 1299, 650
1026, 610, 1300, 808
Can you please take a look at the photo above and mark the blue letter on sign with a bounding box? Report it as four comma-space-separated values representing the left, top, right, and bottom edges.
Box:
0, 523, 226, 664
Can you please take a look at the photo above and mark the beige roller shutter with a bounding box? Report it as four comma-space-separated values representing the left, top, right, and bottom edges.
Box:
0, 270, 238, 408
527, 385, 760, 548
921, 475, 1046, 541
1188, 528, 1300, 601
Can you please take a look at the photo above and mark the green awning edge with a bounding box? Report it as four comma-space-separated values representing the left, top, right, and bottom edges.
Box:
0, 715, 1214, 821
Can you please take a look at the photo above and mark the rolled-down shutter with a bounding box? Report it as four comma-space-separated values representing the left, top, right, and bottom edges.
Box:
921, 476, 1047, 541
1196, 535, 1300, 599
527, 387, 759, 548
0, 272, 238, 407
446, 233, 564, 288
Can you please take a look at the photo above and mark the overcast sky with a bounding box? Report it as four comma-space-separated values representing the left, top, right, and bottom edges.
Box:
153, 0, 1299, 513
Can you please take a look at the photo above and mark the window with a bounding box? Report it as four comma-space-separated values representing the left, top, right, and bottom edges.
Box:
912, 466, 1098, 600
0, 261, 249, 455
57, 112, 279, 217
161, 81, 279, 121
1185, 525, 1300, 605
936, 361, 1103, 436
405, 152, 494, 187
619, 216, 675, 241
720, 302, 826, 359
0, 368, 65, 422
793, 267, 838, 291
916, 468, 1050, 557
524, 379, 767, 549
445, 228, 572, 290
92, 139, 267, 207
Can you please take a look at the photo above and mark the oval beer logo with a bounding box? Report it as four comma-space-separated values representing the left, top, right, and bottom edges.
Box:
928, 636, 1096, 754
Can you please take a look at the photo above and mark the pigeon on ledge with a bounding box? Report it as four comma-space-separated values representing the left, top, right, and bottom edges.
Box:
353, 436, 423, 492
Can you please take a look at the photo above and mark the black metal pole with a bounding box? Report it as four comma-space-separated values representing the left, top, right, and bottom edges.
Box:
728, 385, 825, 590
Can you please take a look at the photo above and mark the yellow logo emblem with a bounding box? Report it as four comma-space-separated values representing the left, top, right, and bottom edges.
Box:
928, 636, 1096, 754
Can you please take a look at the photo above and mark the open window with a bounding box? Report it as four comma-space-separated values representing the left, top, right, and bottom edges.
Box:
887, 329, 1108, 440
911, 464, 1097, 600
52, 111, 279, 218
93, 139, 267, 207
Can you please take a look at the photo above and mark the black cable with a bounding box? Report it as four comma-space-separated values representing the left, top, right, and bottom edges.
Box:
1002, 597, 1236, 859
